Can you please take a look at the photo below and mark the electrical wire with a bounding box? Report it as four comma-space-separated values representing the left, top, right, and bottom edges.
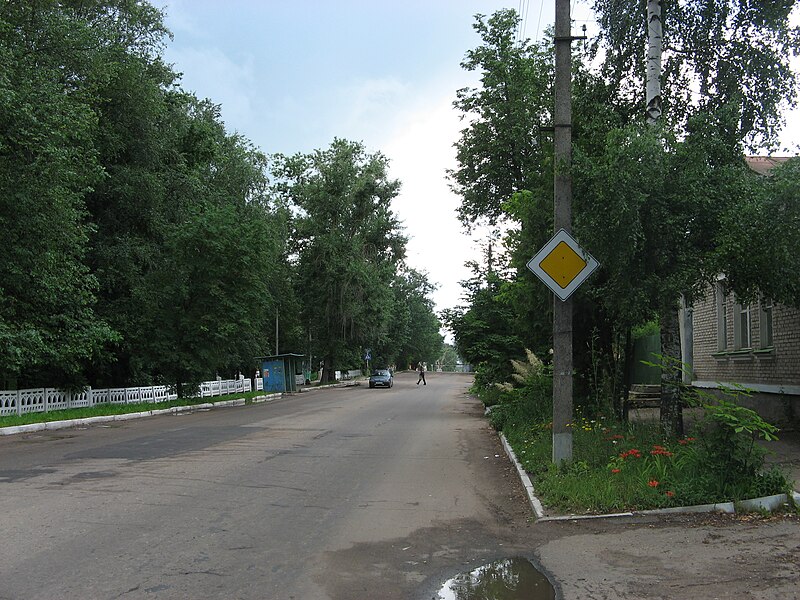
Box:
534, 0, 545, 43
521, 0, 530, 42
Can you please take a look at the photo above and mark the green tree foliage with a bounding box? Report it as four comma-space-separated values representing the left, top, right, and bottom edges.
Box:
0, 0, 131, 386
1, 0, 299, 391
447, 12, 557, 388
275, 139, 410, 382
449, 9, 553, 229
715, 157, 800, 308
391, 268, 443, 370
449, 6, 799, 425
1, 0, 443, 393
438, 343, 462, 371
442, 253, 524, 389
87, 85, 296, 388
592, 0, 799, 151
589, 0, 799, 433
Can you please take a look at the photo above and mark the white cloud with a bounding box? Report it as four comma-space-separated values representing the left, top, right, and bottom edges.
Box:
334, 77, 411, 137
379, 90, 481, 315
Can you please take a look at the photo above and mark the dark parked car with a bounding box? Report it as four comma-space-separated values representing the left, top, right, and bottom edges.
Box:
368, 369, 393, 389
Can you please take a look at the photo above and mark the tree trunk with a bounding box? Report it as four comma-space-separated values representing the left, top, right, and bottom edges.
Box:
321, 356, 335, 384
659, 307, 684, 437
645, 0, 681, 436
645, 0, 663, 125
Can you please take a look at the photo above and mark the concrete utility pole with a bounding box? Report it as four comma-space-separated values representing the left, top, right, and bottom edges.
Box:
552, 0, 573, 464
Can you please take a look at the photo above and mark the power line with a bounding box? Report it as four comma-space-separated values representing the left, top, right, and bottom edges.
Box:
516, 0, 530, 45
535, 0, 545, 43
521, 0, 530, 42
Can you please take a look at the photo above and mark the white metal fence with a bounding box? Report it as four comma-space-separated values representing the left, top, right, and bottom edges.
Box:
0, 377, 261, 418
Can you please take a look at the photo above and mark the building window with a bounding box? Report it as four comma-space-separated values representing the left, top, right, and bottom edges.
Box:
734, 300, 753, 350
715, 282, 728, 351
760, 298, 773, 348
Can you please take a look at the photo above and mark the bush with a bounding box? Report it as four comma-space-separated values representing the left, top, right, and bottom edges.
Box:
480, 350, 553, 431
496, 366, 792, 512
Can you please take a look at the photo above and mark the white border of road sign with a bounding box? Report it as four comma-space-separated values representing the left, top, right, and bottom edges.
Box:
526, 228, 600, 301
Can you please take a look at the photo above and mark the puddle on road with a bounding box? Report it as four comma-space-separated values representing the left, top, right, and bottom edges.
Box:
437, 557, 555, 600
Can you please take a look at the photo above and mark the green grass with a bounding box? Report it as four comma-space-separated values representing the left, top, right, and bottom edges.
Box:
503, 414, 792, 513
0, 390, 267, 428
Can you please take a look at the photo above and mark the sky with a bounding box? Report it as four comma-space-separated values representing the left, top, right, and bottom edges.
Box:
149, 0, 800, 322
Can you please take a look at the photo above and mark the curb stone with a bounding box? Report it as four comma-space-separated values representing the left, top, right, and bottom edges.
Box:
499, 433, 545, 519
498, 433, 800, 522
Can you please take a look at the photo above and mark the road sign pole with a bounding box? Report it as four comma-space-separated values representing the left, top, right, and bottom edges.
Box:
553, 0, 573, 464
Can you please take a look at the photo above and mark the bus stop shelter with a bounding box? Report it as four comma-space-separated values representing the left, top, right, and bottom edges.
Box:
257, 353, 305, 393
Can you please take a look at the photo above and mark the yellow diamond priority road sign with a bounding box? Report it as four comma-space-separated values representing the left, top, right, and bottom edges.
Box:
527, 229, 599, 301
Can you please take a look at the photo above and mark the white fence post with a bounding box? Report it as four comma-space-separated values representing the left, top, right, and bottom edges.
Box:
16, 389, 21, 416
88, 386, 94, 407
43, 388, 49, 413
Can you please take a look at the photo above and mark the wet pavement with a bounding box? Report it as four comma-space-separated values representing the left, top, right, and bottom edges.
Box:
436, 557, 555, 600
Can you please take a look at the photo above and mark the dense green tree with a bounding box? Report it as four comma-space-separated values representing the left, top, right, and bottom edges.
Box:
0, 0, 137, 386
449, 5, 798, 432
449, 9, 553, 229
448, 12, 613, 397
592, 0, 799, 152
1, 0, 299, 392
391, 269, 443, 370
715, 157, 800, 308
589, 0, 799, 433
442, 269, 524, 390
275, 139, 407, 382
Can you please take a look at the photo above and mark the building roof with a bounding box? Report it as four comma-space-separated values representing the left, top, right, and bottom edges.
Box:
745, 156, 791, 175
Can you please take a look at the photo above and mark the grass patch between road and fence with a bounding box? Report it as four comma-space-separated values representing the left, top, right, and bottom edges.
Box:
0, 390, 266, 428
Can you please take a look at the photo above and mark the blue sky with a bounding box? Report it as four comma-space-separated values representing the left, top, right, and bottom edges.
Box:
151, 1, 799, 320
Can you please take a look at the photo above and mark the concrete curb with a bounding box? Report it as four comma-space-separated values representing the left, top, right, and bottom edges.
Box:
499, 433, 545, 519
498, 433, 800, 522
1, 397, 251, 436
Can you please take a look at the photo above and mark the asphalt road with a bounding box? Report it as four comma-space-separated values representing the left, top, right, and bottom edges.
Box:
0, 373, 535, 600
3, 372, 799, 600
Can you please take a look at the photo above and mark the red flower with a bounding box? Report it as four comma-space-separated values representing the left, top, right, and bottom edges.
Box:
647, 480, 659, 487
650, 445, 674, 457
611, 468, 621, 474
619, 449, 642, 459
665, 490, 675, 497
678, 437, 696, 446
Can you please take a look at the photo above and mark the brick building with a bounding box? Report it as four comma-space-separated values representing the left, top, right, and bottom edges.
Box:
690, 157, 799, 425
692, 280, 800, 424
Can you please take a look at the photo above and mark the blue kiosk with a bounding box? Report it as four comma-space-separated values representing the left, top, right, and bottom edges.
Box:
258, 353, 305, 393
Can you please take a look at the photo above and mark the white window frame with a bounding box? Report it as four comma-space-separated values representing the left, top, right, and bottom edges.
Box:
759, 298, 773, 348
733, 299, 753, 350
715, 282, 728, 351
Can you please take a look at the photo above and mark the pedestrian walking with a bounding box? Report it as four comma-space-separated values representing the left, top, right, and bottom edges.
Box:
416, 362, 426, 385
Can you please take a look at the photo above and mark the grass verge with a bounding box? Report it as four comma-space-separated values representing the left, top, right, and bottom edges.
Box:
501, 414, 793, 514
481, 351, 794, 514
0, 390, 266, 428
